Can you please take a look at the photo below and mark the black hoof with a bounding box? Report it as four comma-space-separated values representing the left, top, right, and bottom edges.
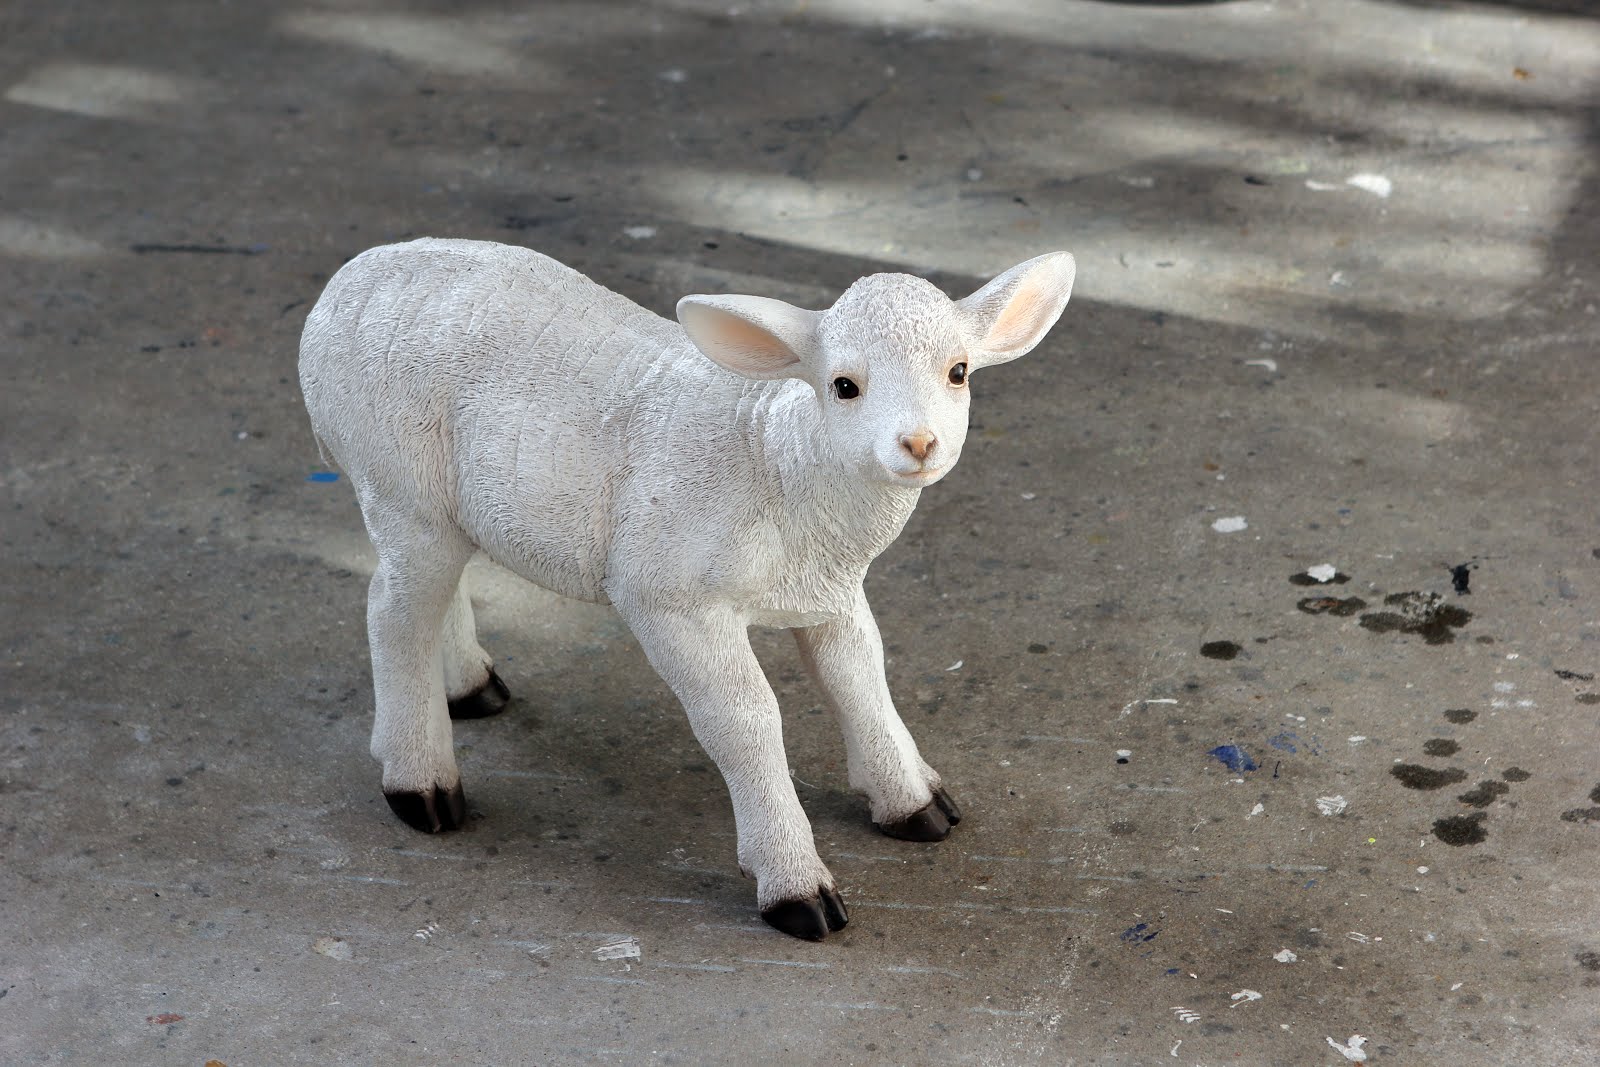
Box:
762, 886, 849, 941
448, 669, 512, 720
385, 781, 468, 833
933, 787, 963, 825
878, 788, 962, 842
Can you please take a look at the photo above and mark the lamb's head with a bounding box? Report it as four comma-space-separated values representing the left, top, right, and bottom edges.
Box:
677, 252, 1075, 487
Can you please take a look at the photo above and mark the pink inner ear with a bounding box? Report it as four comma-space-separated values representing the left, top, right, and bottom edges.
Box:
986, 277, 1053, 353
719, 315, 792, 364
685, 303, 800, 376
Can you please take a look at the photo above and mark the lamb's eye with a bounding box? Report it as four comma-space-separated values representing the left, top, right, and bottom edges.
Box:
833, 376, 860, 400
948, 362, 968, 386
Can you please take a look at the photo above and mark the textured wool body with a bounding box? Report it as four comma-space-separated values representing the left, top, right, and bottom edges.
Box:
299, 238, 1074, 917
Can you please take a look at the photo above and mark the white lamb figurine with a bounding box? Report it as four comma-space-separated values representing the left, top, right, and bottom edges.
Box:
299, 238, 1075, 940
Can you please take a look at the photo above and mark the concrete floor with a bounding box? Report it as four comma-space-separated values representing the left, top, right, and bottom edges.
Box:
3, 0, 1599, 1063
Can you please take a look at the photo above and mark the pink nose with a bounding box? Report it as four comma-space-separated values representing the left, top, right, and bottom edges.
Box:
900, 431, 937, 463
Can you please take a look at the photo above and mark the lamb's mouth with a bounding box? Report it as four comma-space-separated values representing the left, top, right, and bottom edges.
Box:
888, 465, 948, 486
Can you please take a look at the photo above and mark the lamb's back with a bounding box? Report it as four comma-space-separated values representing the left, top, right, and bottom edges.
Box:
299, 238, 708, 598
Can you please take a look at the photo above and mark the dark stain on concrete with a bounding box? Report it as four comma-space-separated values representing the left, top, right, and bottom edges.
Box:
1563, 784, 1600, 823
1450, 562, 1474, 595
1200, 640, 1242, 660
1577, 693, 1600, 705
1358, 592, 1472, 644
1443, 708, 1477, 724
1433, 811, 1488, 845
1501, 767, 1532, 782
1555, 668, 1595, 681
1391, 764, 1468, 790
1290, 570, 1351, 586
1458, 781, 1509, 808
1298, 596, 1367, 616
1577, 951, 1600, 972
1422, 738, 1461, 757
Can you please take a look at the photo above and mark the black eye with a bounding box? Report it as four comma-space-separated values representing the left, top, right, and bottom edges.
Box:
833, 376, 860, 400
948, 362, 968, 386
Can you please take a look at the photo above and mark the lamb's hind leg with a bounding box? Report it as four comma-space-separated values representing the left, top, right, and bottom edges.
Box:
365, 519, 475, 833
441, 573, 512, 720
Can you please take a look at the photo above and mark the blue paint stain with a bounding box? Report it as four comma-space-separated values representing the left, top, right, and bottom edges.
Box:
1268, 732, 1299, 753
1207, 744, 1258, 773
1164, 968, 1181, 976
306, 471, 340, 483
1120, 923, 1159, 944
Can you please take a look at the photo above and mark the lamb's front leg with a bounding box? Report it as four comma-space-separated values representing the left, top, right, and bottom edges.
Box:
794, 589, 962, 842
616, 600, 848, 941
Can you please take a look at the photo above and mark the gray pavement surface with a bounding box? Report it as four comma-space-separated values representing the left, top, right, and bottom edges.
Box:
4, 0, 1599, 1063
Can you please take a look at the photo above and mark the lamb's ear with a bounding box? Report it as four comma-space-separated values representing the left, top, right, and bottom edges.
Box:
956, 252, 1076, 369
676, 295, 820, 381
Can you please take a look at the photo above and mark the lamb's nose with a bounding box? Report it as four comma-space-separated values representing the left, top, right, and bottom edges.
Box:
900, 431, 937, 463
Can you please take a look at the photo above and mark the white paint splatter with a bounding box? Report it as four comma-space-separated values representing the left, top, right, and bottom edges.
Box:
1116, 749, 1133, 760
945, 660, 964, 672
1417, 866, 1429, 875
1244, 358, 1278, 372
1119, 697, 1178, 718
1347, 735, 1368, 745
1346, 173, 1392, 198
1493, 681, 1516, 693
1305, 179, 1341, 191
1450, 982, 1463, 991
1248, 802, 1265, 818
1274, 948, 1298, 963
965, 167, 984, 181
1230, 989, 1263, 1007
1020, 492, 1036, 500
413, 922, 439, 941
312, 936, 352, 960
1316, 795, 1349, 817
622, 225, 657, 240
594, 937, 642, 962
1211, 515, 1248, 533
1307, 563, 1339, 583
658, 68, 688, 83
1171, 1006, 1202, 1024
1170, 1039, 1182, 1057
1326, 1034, 1369, 1062
1346, 932, 1373, 944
